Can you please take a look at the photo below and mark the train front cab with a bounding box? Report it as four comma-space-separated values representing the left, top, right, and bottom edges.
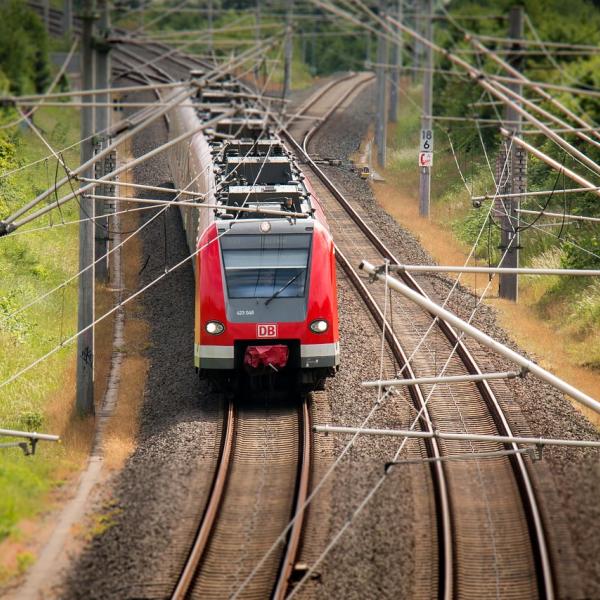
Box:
195, 219, 339, 390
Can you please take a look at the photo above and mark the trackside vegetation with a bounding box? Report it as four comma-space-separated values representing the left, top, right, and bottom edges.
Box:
386, 0, 600, 369
0, 1, 87, 585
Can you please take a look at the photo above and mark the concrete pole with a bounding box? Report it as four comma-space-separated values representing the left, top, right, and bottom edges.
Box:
412, 0, 420, 83
63, 0, 73, 35
418, 0, 432, 217
375, 0, 387, 168
389, 0, 403, 123
95, 0, 111, 283
77, 0, 96, 416
499, 6, 525, 302
283, 0, 294, 101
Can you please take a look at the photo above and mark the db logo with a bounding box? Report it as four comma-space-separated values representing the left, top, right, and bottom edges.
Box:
257, 323, 277, 338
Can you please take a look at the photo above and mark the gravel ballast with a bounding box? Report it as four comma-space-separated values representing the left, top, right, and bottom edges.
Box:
62, 76, 598, 600
61, 106, 226, 600
310, 82, 600, 600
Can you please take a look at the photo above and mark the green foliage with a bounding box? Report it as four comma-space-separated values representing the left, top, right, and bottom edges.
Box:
0, 105, 80, 551
0, 0, 50, 95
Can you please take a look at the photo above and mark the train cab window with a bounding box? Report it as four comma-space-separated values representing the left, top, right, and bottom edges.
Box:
221, 234, 311, 300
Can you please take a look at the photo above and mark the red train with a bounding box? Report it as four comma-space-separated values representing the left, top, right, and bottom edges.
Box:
167, 82, 340, 390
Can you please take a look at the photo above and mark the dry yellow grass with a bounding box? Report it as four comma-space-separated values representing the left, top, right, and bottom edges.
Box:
102, 327, 148, 470
101, 154, 149, 470
368, 155, 600, 429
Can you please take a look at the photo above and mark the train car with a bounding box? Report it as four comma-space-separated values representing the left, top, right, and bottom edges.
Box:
167, 79, 340, 390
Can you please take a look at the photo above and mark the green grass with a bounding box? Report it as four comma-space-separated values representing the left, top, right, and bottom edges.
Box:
0, 104, 82, 549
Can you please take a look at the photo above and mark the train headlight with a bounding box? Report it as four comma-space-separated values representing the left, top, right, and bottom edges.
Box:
310, 319, 328, 334
206, 320, 225, 335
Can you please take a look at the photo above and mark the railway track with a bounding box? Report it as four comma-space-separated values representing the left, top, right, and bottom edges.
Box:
282, 73, 554, 599
28, 9, 556, 592
171, 395, 312, 600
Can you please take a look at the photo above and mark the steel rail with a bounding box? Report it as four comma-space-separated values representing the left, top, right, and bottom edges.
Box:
171, 396, 311, 600
171, 400, 236, 600
301, 73, 375, 155
334, 246, 453, 599
272, 397, 313, 600
281, 72, 554, 599
290, 72, 357, 128
281, 73, 453, 599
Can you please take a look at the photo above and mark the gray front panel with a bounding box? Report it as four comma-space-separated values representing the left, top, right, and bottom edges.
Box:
217, 221, 314, 324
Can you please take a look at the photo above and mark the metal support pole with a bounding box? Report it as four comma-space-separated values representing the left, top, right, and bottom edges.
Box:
388, 0, 403, 123
499, 6, 525, 302
360, 260, 600, 414
387, 264, 600, 276
375, 0, 387, 168
362, 370, 522, 388
77, 0, 96, 416
283, 0, 294, 101
95, 0, 111, 283
418, 0, 432, 216
314, 425, 600, 449
63, 0, 73, 35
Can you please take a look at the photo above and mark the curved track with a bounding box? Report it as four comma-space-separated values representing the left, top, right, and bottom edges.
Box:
30, 12, 555, 594
282, 73, 554, 600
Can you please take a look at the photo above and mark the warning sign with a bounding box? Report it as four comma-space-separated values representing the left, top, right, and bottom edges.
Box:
419, 151, 433, 167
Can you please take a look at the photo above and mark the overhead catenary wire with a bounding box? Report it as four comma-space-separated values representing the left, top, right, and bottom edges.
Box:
501, 129, 600, 199
472, 32, 600, 52
3, 204, 165, 239
232, 65, 521, 597
87, 194, 310, 218
78, 177, 205, 198
0, 37, 278, 233
468, 37, 600, 144
4, 80, 186, 103
524, 12, 600, 94
314, 0, 600, 178
0, 40, 287, 323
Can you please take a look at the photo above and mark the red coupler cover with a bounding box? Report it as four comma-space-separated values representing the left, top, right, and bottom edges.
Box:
244, 345, 289, 370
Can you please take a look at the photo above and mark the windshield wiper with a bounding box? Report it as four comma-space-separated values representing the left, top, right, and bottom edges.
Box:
264, 270, 303, 305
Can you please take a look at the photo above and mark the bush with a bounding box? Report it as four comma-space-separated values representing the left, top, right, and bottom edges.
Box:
0, 0, 50, 95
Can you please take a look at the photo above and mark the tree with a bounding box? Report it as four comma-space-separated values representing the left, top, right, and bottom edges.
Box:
0, 0, 50, 95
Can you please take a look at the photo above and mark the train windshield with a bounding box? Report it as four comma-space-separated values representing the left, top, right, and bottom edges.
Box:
221, 233, 312, 299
